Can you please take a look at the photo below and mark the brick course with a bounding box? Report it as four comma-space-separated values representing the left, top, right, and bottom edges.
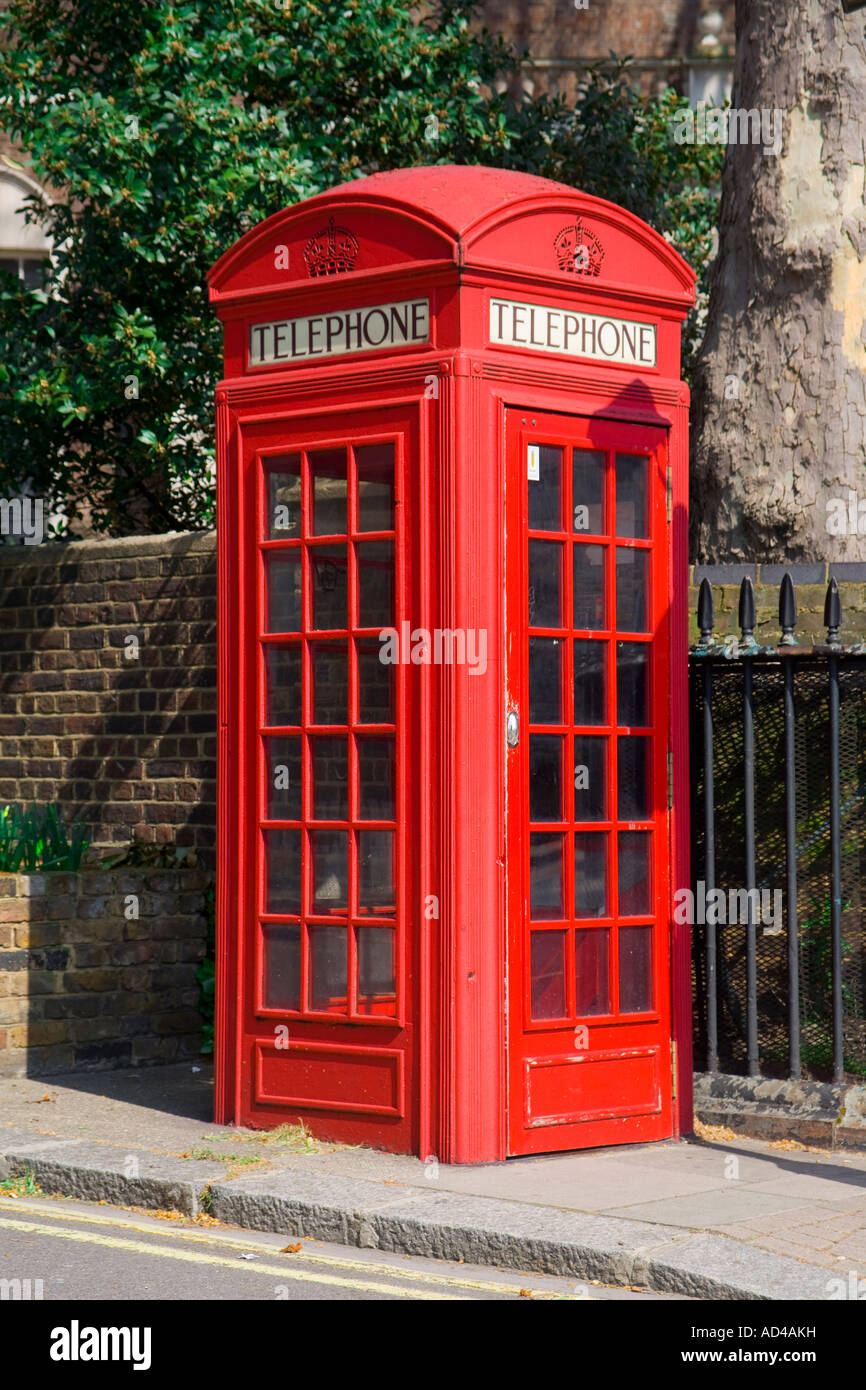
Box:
0, 531, 217, 861
0, 869, 209, 1076
476, 0, 735, 98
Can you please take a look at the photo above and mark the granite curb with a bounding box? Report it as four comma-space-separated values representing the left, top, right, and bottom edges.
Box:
0, 1131, 834, 1300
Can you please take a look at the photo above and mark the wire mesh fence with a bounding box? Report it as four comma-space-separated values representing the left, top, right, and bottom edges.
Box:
690, 577, 866, 1082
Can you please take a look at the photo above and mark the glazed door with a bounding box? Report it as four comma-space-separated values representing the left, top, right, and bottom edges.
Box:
506, 409, 673, 1155
237, 407, 417, 1150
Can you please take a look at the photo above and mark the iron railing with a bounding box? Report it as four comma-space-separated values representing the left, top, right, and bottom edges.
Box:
690, 576, 866, 1084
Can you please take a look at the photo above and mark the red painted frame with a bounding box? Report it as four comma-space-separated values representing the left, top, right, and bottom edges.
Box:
504, 411, 673, 1155
210, 166, 695, 1162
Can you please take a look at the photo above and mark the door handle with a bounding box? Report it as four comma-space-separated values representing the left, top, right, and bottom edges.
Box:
506, 709, 519, 747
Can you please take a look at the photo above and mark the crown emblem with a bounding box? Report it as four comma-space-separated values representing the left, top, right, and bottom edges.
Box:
554, 220, 605, 277
303, 217, 359, 277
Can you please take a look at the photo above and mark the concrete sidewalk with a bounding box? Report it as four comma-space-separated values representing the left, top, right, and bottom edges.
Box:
2, 1063, 866, 1300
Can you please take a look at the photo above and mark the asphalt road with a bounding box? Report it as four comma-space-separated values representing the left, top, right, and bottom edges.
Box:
0, 1194, 670, 1302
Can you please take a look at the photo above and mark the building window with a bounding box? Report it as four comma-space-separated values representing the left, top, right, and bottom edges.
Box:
0, 169, 52, 288
0, 254, 46, 288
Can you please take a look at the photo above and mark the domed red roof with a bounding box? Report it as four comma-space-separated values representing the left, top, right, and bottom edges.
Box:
304, 165, 581, 237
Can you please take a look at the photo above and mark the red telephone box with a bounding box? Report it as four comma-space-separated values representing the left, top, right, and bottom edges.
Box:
209, 166, 695, 1163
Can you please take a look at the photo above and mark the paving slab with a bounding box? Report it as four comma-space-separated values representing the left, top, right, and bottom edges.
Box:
745, 1172, 866, 1201
604, 1188, 820, 1228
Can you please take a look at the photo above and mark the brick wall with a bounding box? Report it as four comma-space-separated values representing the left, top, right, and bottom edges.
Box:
0, 868, 210, 1076
0, 531, 217, 863
476, 0, 735, 98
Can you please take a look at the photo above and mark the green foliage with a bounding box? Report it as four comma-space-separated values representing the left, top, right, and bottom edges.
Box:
101, 841, 200, 869
538, 63, 724, 372
800, 894, 855, 1014
783, 894, 863, 1079
0, 1166, 41, 1197
0, 802, 90, 872
0, 5, 721, 533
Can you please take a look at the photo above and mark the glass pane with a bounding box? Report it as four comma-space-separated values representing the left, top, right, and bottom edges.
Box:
530, 930, 567, 1020
529, 637, 562, 724
311, 642, 348, 724
572, 449, 605, 534
265, 645, 302, 726
530, 832, 565, 920
22, 259, 44, 290
358, 738, 395, 819
358, 830, 395, 912
529, 735, 562, 822
311, 830, 348, 911
266, 553, 301, 633
357, 641, 395, 723
573, 640, 606, 726
528, 444, 562, 531
309, 925, 347, 1010
355, 443, 395, 532
312, 737, 348, 819
265, 456, 301, 539
575, 929, 610, 1016
573, 544, 606, 629
573, 735, 607, 821
574, 832, 608, 917
262, 923, 300, 1011
264, 735, 302, 820
310, 448, 347, 536
618, 831, 651, 916
616, 548, 648, 633
617, 642, 649, 727
264, 829, 301, 915
357, 928, 395, 996
358, 540, 394, 628
528, 541, 562, 627
615, 454, 649, 539
618, 736, 649, 821
619, 926, 653, 1012
310, 544, 348, 630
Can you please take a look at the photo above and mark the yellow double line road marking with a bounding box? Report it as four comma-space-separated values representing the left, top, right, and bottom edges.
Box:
0, 1213, 461, 1300
0, 1199, 574, 1300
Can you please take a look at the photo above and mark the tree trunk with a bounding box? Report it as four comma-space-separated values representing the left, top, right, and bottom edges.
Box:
691, 0, 866, 562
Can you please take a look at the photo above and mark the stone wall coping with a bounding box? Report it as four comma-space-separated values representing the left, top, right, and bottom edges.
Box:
0, 868, 212, 895
0, 529, 216, 567
689, 562, 866, 584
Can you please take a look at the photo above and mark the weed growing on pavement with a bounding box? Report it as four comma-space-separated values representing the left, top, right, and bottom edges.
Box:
0, 1167, 41, 1197
183, 1148, 263, 1165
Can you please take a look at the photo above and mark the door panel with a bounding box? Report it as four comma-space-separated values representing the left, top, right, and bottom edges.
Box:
506, 409, 672, 1155
237, 409, 417, 1149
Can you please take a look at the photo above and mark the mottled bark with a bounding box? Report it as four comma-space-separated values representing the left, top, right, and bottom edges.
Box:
691, 0, 866, 562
